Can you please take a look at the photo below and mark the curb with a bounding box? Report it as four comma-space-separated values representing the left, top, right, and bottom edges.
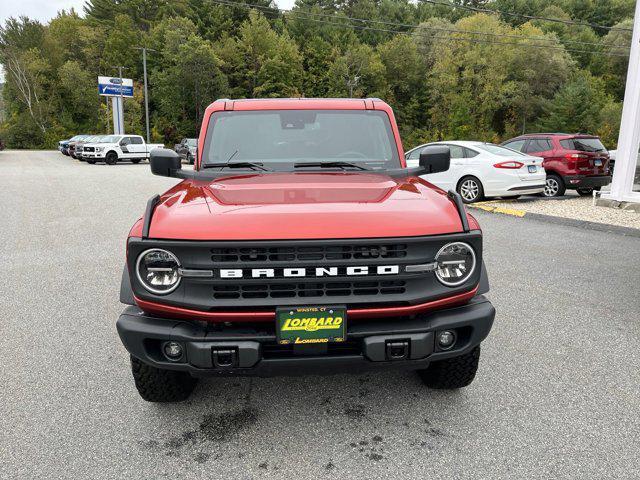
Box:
468, 204, 640, 238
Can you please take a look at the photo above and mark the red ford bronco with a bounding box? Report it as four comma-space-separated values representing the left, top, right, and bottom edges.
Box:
117, 98, 495, 402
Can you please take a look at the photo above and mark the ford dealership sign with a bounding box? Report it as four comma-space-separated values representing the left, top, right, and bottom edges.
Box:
98, 76, 134, 97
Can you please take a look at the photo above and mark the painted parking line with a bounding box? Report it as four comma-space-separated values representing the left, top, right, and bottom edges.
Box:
468, 203, 527, 217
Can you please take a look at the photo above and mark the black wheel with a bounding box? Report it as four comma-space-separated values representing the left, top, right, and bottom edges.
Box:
457, 176, 484, 203
130, 355, 197, 402
543, 174, 565, 197
131, 159, 141, 164
87, 159, 96, 164
417, 346, 481, 389
105, 151, 118, 165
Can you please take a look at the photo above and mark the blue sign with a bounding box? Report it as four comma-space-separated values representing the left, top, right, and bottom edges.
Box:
98, 76, 134, 98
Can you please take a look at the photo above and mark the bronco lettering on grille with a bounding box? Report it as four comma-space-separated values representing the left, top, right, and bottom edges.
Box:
219, 265, 400, 279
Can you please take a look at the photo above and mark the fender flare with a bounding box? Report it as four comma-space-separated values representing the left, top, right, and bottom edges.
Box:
120, 264, 135, 305
477, 260, 490, 295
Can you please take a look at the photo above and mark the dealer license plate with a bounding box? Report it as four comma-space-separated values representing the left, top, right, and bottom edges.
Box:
276, 306, 346, 345
528, 165, 537, 173
594, 159, 603, 167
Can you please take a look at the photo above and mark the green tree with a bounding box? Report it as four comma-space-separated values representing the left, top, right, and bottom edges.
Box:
535, 72, 608, 133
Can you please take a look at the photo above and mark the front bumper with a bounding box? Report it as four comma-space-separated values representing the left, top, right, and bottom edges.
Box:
117, 296, 495, 377
563, 175, 611, 188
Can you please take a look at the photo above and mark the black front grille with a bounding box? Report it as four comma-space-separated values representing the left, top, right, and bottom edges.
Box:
262, 340, 362, 359
211, 244, 407, 263
213, 280, 406, 299
127, 234, 483, 311
84, 146, 95, 152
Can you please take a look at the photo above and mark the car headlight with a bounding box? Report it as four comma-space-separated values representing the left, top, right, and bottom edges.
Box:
434, 242, 476, 287
136, 249, 181, 294
95, 147, 104, 152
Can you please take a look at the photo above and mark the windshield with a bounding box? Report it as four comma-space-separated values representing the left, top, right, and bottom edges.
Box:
186, 139, 197, 147
202, 110, 399, 170
100, 135, 120, 143
479, 144, 527, 157
561, 138, 606, 152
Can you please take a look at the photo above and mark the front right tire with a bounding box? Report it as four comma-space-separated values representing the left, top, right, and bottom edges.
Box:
130, 355, 198, 402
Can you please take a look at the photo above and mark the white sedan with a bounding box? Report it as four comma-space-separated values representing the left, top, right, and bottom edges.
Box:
405, 141, 546, 203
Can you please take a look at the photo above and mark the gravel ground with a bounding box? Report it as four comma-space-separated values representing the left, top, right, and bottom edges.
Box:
475, 192, 640, 230
2, 150, 640, 479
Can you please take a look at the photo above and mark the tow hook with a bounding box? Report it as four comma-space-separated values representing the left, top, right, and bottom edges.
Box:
212, 348, 238, 368
385, 340, 409, 361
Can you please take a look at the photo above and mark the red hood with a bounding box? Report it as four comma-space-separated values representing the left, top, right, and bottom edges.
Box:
140, 172, 470, 240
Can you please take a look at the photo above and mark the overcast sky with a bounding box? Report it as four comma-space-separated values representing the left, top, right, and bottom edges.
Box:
0, 0, 296, 82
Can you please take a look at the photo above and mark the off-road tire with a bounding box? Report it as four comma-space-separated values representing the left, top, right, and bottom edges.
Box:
417, 346, 481, 389
130, 355, 198, 402
131, 159, 141, 164
105, 151, 118, 165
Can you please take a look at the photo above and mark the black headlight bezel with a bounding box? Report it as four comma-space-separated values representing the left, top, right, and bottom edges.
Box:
434, 241, 477, 287
135, 248, 182, 295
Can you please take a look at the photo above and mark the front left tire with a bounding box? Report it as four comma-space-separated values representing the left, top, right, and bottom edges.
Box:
417, 346, 481, 389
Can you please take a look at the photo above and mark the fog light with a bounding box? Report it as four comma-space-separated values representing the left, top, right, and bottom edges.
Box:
163, 341, 183, 360
437, 331, 456, 349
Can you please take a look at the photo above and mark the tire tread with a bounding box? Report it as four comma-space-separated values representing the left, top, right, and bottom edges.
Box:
418, 346, 481, 389
130, 355, 197, 402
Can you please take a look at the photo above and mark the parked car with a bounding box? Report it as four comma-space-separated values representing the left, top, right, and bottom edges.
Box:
67, 134, 91, 158
174, 138, 197, 164
405, 141, 545, 203
501, 134, 611, 197
60, 136, 83, 155
74, 134, 107, 161
83, 134, 164, 164
116, 98, 495, 402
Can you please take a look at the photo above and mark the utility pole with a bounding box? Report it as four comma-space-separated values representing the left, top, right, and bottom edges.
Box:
135, 47, 157, 144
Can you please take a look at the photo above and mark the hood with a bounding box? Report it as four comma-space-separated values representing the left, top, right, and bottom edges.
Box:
145, 172, 468, 240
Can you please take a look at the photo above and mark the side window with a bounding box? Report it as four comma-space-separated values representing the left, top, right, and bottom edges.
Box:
464, 147, 479, 158
406, 147, 423, 160
503, 140, 526, 152
120, 137, 131, 146
131, 137, 144, 145
560, 139, 574, 149
448, 145, 465, 159
525, 138, 551, 153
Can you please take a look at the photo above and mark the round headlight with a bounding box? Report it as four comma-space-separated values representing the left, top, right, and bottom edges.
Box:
434, 242, 476, 287
136, 249, 181, 294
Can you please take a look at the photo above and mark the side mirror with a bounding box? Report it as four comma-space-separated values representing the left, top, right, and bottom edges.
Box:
150, 148, 182, 177
419, 145, 450, 174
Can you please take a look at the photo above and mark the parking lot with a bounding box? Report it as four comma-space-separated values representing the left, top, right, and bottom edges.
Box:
2, 150, 639, 479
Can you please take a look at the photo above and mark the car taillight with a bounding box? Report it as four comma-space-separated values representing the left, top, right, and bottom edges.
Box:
564, 153, 589, 159
493, 161, 524, 169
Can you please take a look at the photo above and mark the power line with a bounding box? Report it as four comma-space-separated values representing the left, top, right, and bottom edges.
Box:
210, 0, 630, 57
422, 0, 633, 32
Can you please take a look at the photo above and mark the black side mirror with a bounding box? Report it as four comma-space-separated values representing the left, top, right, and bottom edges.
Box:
150, 148, 182, 177
419, 145, 450, 174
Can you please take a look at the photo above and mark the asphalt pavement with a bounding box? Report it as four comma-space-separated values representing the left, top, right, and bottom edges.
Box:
1, 150, 639, 479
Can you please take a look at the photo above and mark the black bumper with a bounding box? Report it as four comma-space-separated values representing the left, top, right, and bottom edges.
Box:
116, 296, 495, 377
563, 175, 611, 188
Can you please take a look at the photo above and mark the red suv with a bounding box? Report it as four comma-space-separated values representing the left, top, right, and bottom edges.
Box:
501, 134, 611, 197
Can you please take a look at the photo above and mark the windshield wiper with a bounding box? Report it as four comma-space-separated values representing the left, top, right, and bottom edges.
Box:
294, 161, 370, 171
203, 162, 270, 171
